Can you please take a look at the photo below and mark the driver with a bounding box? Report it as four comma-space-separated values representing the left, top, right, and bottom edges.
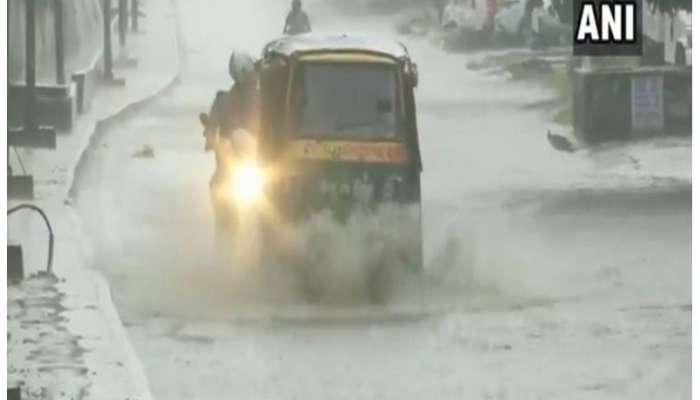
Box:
203, 51, 259, 186
283, 0, 311, 35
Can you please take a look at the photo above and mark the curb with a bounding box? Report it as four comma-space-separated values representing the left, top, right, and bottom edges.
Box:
66, 72, 181, 201
90, 270, 155, 400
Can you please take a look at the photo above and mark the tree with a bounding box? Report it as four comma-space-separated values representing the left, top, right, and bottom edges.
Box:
646, 0, 692, 14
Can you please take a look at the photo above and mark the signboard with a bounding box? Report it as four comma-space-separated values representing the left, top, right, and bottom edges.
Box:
631, 75, 664, 131
289, 140, 409, 164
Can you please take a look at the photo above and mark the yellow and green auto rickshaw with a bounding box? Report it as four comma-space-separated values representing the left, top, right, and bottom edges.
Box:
207, 33, 424, 301
258, 33, 421, 210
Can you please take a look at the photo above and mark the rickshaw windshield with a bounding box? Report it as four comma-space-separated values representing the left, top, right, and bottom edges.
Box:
292, 62, 403, 140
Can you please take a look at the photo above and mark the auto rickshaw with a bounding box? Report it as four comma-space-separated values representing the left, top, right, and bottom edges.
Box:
208, 33, 424, 302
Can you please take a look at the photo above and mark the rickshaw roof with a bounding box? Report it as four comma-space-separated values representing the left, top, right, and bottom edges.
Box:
263, 33, 411, 60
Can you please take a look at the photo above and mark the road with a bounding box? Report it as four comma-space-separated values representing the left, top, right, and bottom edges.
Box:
74, 1, 691, 399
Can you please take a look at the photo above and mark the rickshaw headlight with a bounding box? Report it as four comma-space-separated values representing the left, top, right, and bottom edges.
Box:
229, 161, 265, 205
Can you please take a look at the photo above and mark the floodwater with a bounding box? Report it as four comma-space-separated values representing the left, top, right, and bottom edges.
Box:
74, 0, 691, 399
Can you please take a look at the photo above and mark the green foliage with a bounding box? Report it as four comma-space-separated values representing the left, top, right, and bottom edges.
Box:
646, 0, 692, 14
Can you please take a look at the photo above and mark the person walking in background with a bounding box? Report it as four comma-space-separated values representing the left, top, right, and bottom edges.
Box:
527, 0, 546, 50
485, 0, 498, 32
284, 0, 312, 35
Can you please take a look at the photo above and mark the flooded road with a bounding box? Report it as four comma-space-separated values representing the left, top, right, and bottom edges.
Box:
73, 0, 691, 399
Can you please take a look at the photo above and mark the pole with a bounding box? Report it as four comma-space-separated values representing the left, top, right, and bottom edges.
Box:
25, 0, 37, 131
53, 0, 66, 84
131, 0, 139, 32
118, 0, 127, 48
103, 0, 114, 79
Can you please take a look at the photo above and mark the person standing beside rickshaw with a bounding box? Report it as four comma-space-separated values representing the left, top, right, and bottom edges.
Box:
201, 51, 259, 186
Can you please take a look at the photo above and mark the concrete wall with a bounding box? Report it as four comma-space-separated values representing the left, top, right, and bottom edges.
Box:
573, 67, 692, 144
9, 0, 103, 84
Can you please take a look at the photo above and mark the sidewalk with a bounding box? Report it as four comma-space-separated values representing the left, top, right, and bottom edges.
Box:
8, 0, 182, 398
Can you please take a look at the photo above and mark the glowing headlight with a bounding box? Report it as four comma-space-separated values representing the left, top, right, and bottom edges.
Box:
230, 161, 264, 205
